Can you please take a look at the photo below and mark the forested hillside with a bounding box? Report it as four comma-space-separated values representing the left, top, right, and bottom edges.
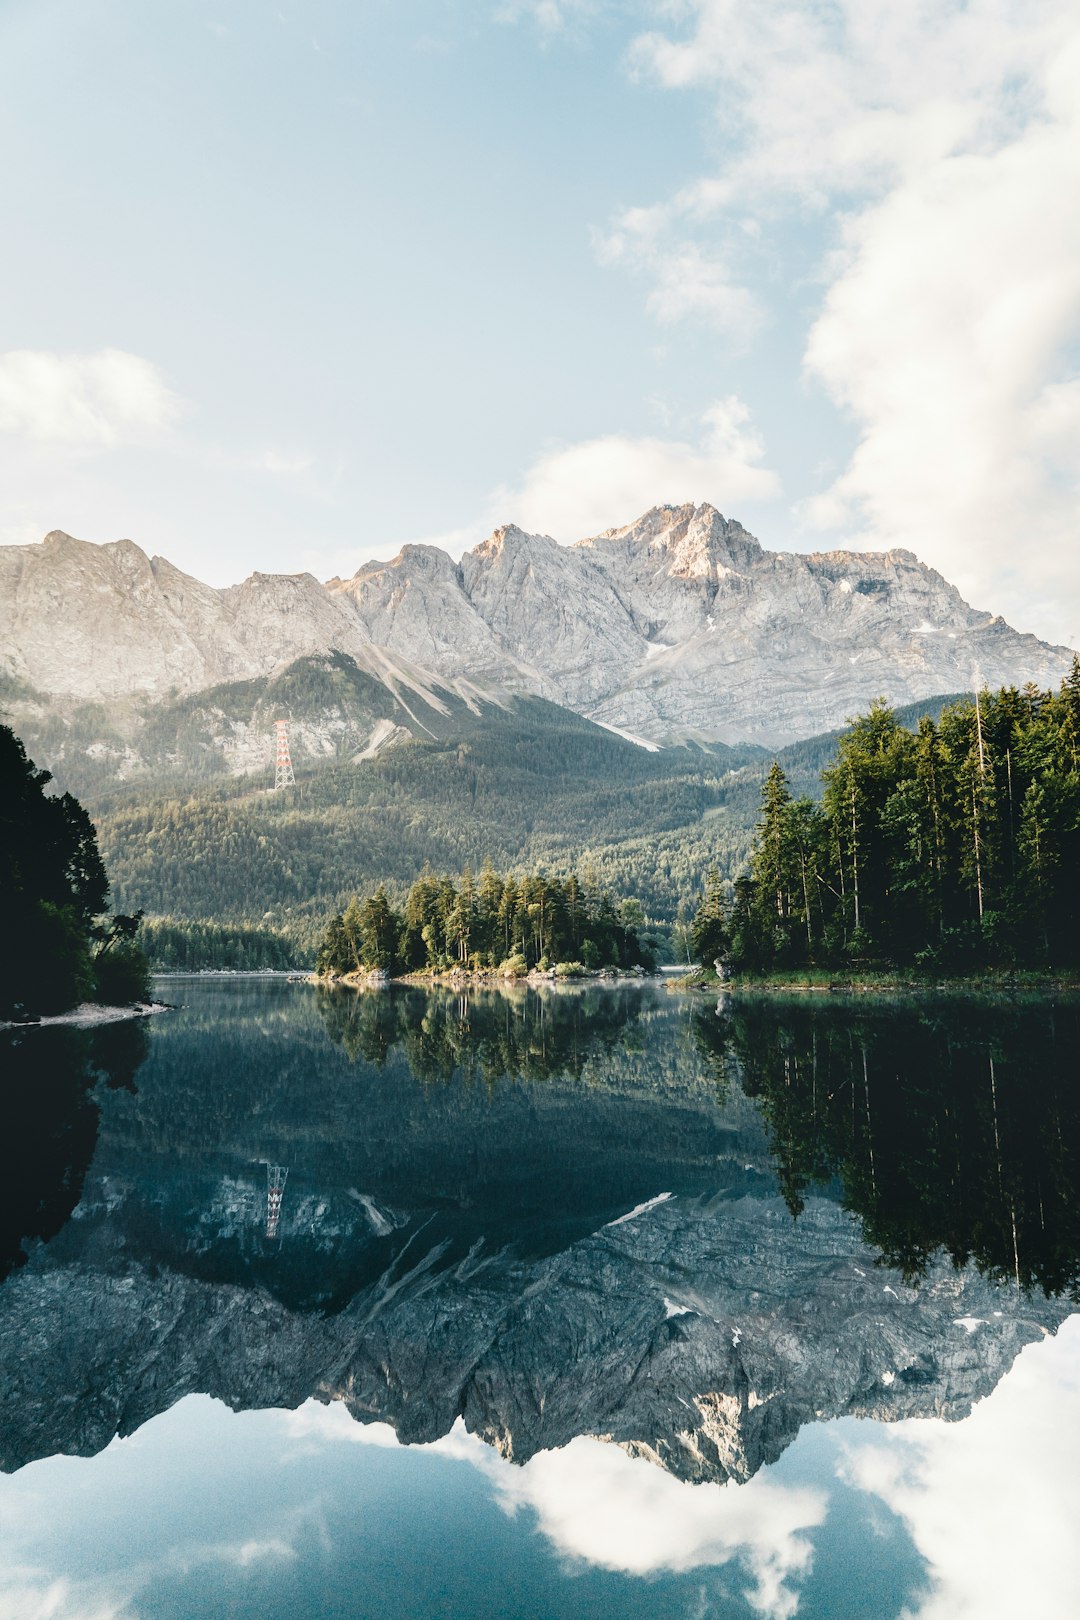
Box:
9, 651, 504, 807
82, 691, 761, 956
3, 650, 969, 967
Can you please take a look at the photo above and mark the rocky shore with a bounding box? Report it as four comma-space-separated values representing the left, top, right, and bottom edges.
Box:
0, 1000, 169, 1032
315, 964, 661, 990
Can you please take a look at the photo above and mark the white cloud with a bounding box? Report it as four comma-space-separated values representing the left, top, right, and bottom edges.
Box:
0, 1571, 131, 1620
282, 1403, 825, 1618
283, 1406, 402, 1448
492, 396, 781, 540
306, 397, 781, 573
801, 40, 1080, 642
840, 1316, 1080, 1620
494, 0, 602, 40
592, 1, 1080, 645
627, 2, 1073, 202
0, 349, 184, 446
478, 1436, 824, 1618
257, 450, 314, 475
645, 244, 763, 336
596, 212, 764, 345
213, 1536, 298, 1568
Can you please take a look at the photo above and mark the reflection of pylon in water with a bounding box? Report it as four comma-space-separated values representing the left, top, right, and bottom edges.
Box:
266, 1164, 288, 1239
274, 720, 295, 790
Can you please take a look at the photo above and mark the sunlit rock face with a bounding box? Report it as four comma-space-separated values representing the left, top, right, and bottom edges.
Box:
0, 530, 480, 720
332, 502, 1075, 745
0, 1184, 1064, 1481
3, 505, 1073, 745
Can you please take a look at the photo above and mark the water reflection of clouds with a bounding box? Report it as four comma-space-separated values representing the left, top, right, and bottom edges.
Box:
287, 1404, 826, 1618
837, 1315, 1080, 1620
466, 1435, 824, 1620
4, 1319, 1079, 1620
0, 1523, 313, 1620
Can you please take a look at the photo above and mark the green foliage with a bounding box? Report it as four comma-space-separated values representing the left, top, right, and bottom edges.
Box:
8, 655, 983, 971
0, 725, 150, 1017
316, 981, 659, 1086
707, 667, 1080, 974
688, 867, 728, 968
93, 945, 151, 1006
38, 673, 765, 955
139, 918, 299, 971
315, 865, 656, 977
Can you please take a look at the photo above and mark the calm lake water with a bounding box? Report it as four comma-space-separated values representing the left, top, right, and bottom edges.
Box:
2, 978, 1079, 1619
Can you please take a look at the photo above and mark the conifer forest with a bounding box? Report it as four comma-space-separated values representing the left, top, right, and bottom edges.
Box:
708, 665, 1080, 974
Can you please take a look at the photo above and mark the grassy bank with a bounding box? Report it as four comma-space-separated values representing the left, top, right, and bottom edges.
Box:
673, 966, 1080, 993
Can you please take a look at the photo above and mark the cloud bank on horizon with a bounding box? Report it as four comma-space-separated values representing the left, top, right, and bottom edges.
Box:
0, 1, 1076, 647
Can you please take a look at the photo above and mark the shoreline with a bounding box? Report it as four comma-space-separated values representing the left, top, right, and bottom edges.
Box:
672, 970, 1080, 996
315, 967, 662, 990
150, 969, 301, 979
0, 1000, 171, 1032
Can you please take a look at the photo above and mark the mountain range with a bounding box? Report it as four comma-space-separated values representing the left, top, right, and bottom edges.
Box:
2, 504, 1074, 947
2, 502, 1073, 748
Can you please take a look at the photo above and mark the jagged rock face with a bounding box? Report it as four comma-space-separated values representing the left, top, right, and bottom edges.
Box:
0, 532, 351, 698
334, 504, 1076, 744
0, 531, 466, 715
1, 506, 1074, 745
0, 1193, 1064, 1480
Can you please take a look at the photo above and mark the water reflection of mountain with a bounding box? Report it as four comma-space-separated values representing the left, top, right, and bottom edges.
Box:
0, 982, 1072, 1481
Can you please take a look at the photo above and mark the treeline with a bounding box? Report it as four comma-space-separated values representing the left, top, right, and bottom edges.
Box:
316, 864, 658, 977
699, 666, 1080, 973
0, 725, 150, 1017
140, 918, 300, 971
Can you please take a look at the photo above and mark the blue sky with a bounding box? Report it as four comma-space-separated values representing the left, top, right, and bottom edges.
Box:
1, 1, 1078, 646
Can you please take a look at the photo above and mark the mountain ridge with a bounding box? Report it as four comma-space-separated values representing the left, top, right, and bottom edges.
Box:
2, 503, 1073, 746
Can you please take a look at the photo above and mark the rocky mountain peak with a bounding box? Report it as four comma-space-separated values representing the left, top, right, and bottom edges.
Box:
3, 508, 1076, 744
472, 523, 560, 566
581, 502, 762, 579
394, 542, 461, 576
590, 501, 700, 544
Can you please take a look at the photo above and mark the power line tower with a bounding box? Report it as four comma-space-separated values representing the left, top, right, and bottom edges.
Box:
274, 719, 295, 790
266, 1163, 289, 1239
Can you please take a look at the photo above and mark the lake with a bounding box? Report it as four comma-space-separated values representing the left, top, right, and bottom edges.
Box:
2, 978, 1079, 1618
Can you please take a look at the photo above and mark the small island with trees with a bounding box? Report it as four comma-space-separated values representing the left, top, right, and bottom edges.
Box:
315, 865, 657, 983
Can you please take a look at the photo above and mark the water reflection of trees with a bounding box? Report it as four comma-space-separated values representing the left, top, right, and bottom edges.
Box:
317, 984, 650, 1085
0, 1020, 149, 1280
700, 998, 1080, 1298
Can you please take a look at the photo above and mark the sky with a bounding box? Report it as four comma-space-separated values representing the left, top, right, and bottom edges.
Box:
0, 0, 1078, 646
